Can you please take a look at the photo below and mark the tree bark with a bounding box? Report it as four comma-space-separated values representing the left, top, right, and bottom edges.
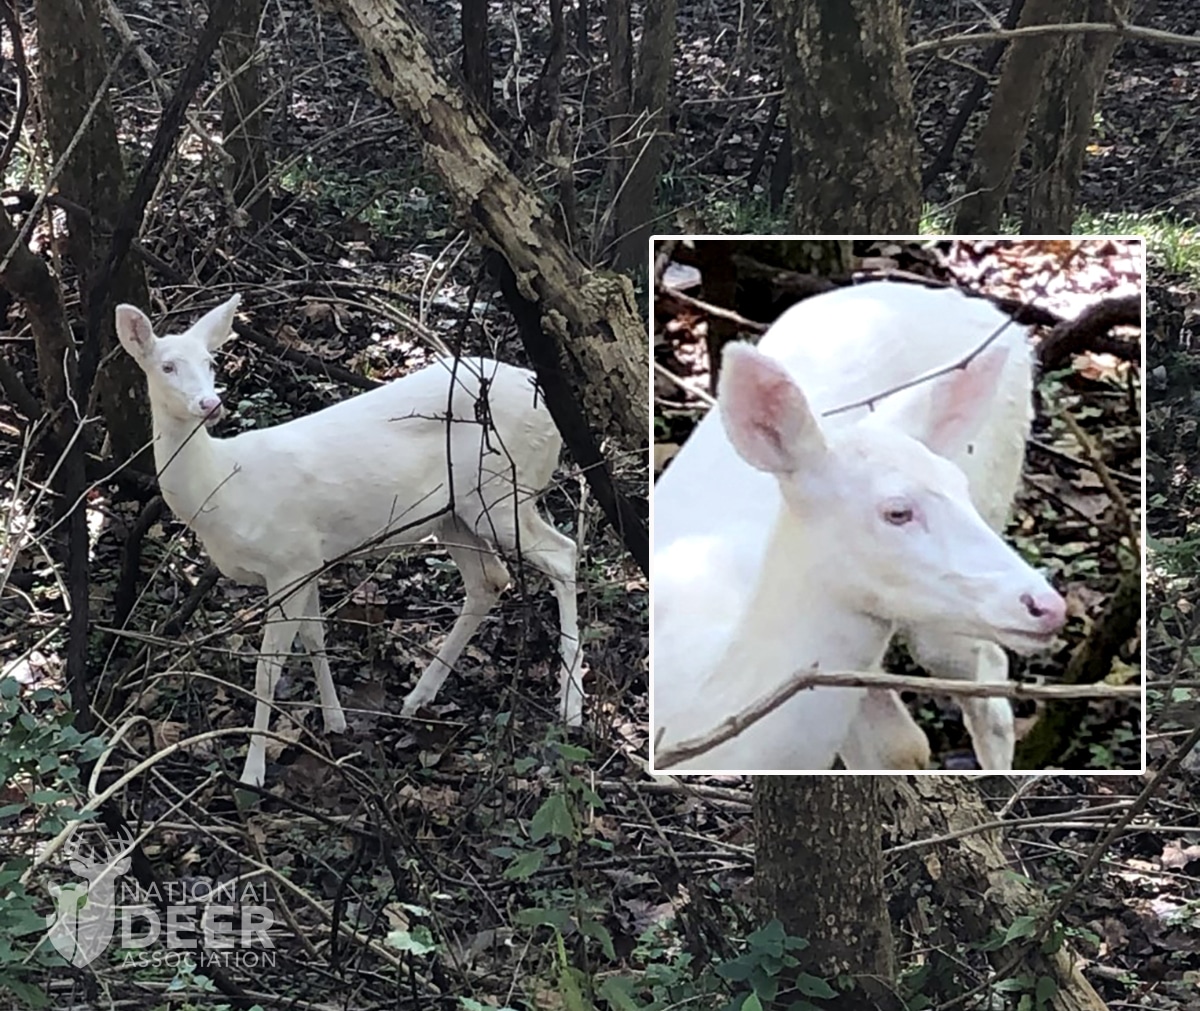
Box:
0, 207, 75, 449
886, 778, 1109, 1010
220, 0, 272, 224
461, 0, 491, 113
35, 0, 151, 470
770, 0, 920, 232
325, 0, 648, 452
1022, 0, 1131, 232
955, 0, 1060, 233
612, 0, 677, 273
756, 777, 897, 1010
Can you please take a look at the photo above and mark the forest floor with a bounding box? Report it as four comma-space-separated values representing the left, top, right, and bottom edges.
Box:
0, 0, 1196, 1008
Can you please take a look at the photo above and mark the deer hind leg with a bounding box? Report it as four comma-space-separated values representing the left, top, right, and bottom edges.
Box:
401, 517, 509, 716
907, 629, 1015, 771
462, 490, 583, 726
511, 507, 583, 727
292, 577, 346, 734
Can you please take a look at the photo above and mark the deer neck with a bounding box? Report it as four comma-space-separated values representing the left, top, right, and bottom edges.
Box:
695, 511, 892, 725
149, 402, 233, 528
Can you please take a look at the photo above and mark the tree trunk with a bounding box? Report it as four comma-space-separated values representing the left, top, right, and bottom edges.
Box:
35, 0, 151, 471
220, 0, 271, 224
461, 0, 491, 114
604, 0, 633, 261
612, 0, 677, 273
886, 778, 1109, 1010
756, 777, 897, 1010
954, 0, 1059, 233
323, 0, 648, 558
1022, 0, 1131, 232
327, 0, 646, 449
770, 0, 920, 232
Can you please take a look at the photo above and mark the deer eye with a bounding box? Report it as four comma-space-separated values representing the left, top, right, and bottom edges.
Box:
882, 501, 915, 526
162, 361, 176, 374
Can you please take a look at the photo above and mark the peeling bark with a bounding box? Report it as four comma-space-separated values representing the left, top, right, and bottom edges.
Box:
324, 0, 649, 451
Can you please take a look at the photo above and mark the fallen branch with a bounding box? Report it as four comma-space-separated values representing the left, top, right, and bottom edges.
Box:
1037, 293, 1142, 370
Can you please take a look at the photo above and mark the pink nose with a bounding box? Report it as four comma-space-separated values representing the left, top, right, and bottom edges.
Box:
1021, 591, 1067, 632
198, 395, 221, 414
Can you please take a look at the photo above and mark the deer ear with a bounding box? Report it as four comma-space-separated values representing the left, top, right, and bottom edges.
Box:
115, 305, 156, 361
192, 295, 241, 351
718, 343, 828, 475
874, 344, 1018, 458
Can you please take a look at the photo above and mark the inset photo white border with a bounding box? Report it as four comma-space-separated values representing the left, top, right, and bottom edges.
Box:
648, 235, 1147, 777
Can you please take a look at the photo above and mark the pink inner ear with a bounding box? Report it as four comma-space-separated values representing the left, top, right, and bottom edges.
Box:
925, 345, 1008, 455
116, 307, 154, 352
720, 345, 823, 475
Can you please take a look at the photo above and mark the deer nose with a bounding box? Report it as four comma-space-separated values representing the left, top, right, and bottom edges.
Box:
1021, 591, 1066, 632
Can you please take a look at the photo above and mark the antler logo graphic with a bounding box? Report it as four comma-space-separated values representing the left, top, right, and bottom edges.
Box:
45, 833, 133, 968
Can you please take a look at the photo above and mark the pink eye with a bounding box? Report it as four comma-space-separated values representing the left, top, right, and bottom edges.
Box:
883, 504, 914, 526
162, 362, 176, 374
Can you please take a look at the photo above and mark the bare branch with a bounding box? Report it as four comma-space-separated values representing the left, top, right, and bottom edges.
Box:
655, 668, 1141, 769
908, 20, 1200, 58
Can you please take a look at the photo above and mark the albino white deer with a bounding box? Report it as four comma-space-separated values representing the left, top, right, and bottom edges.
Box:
117, 296, 583, 787
652, 281, 1066, 772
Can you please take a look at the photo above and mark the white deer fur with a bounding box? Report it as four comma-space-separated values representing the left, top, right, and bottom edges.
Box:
652, 281, 1067, 772
117, 296, 583, 787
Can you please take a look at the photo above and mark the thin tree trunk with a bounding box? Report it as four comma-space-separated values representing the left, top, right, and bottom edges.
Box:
220, 0, 271, 224
35, 0, 151, 470
770, 0, 920, 232
461, 0, 491, 113
612, 0, 677, 273
955, 0, 1060, 233
605, 0, 633, 260
1023, 0, 1131, 232
756, 777, 897, 1011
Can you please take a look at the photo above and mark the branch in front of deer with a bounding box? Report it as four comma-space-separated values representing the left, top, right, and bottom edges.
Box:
656, 668, 1141, 769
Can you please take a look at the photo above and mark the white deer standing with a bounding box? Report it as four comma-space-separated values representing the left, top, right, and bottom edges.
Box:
652, 281, 1066, 772
117, 296, 583, 786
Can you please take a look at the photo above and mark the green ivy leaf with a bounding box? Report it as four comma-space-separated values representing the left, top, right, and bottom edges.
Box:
795, 973, 836, 999
529, 793, 574, 842
503, 849, 544, 881
579, 918, 616, 960
1004, 915, 1038, 944
1035, 975, 1057, 1007
514, 906, 573, 931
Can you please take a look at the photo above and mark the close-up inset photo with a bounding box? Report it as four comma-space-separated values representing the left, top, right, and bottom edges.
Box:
651, 237, 1144, 774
